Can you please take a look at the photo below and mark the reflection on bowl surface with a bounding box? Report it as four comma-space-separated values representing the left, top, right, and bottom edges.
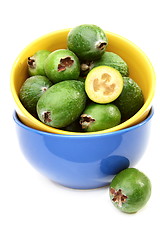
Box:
13, 108, 153, 189
100, 156, 130, 175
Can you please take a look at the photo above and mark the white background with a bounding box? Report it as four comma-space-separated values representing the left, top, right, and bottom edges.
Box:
1, 0, 160, 239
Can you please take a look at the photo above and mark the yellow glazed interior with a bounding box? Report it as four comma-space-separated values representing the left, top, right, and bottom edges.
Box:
10, 29, 156, 135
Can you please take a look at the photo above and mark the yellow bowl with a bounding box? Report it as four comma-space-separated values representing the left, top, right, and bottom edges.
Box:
10, 28, 156, 135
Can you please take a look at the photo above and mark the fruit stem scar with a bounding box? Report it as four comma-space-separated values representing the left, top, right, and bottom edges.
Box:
58, 56, 74, 72
42, 111, 52, 123
79, 114, 95, 129
41, 87, 48, 92
110, 188, 128, 207
96, 41, 107, 50
80, 61, 93, 72
81, 63, 89, 71
28, 57, 36, 69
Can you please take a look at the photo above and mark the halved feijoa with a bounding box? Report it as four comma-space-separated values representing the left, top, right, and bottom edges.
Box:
67, 24, 108, 61
109, 168, 151, 213
80, 103, 121, 132
44, 49, 80, 83
37, 80, 87, 128
85, 66, 123, 104
28, 50, 51, 76
19, 75, 52, 117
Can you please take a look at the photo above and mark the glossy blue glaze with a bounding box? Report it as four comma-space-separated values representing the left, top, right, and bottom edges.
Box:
13, 109, 154, 189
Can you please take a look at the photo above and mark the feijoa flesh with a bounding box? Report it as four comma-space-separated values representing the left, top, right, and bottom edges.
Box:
80, 103, 121, 132
85, 66, 123, 104
114, 77, 144, 121
28, 50, 51, 76
44, 49, 80, 83
91, 52, 129, 77
37, 80, 87, 128
19, 75, 53, 117
67, 24, 108, 61
109, 168, 151, 213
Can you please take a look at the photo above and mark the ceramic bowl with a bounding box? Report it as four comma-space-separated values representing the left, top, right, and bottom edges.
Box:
10, 29, 156, 135
13, 108, 154, 189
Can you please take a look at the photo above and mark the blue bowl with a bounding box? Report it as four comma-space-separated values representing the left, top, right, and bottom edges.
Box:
13, 108, 154, 189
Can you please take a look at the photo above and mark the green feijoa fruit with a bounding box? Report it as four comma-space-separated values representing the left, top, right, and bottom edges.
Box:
28, 50, 51, 76
114, 77, 144, 121
64, 119, 83, 132
44, 49, 80, 83
109, 168, 151, 213
77, 76, 86, 82
67, 24, 108, 61
80, 103, 121, 132
37, 80, 87, 128
19, 75, 53, 117
91, 52, 129, 77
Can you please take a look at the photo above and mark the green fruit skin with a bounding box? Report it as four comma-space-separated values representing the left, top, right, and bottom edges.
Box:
109, 168, 151, 213
37, 80, 87, 128
64, 119, 82, 132
67, 24, 108, 61
91, 52, 129, 77
77, 76, 86, 82
19, 75, 53, 117
80, 103, 121, 132
28, 50, 51, 76
114, 77, 144, 121
44, 49, 80, 83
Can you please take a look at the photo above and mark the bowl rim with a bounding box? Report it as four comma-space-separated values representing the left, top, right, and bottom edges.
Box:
10, 28, 156, 135
13, 107, 154, 139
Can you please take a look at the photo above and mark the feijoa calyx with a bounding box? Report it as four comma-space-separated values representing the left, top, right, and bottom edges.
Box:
67, 24, 108, 61
85, 66, 123, 104
37, 80, 87, 128
109, 168, 151, 213
28, 50, 51, 76
44, 49, 80, 83
19, 75, 52, 117
80, 103, 121, 132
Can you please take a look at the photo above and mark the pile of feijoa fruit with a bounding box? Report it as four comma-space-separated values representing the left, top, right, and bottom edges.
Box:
19, 24, 144, 132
